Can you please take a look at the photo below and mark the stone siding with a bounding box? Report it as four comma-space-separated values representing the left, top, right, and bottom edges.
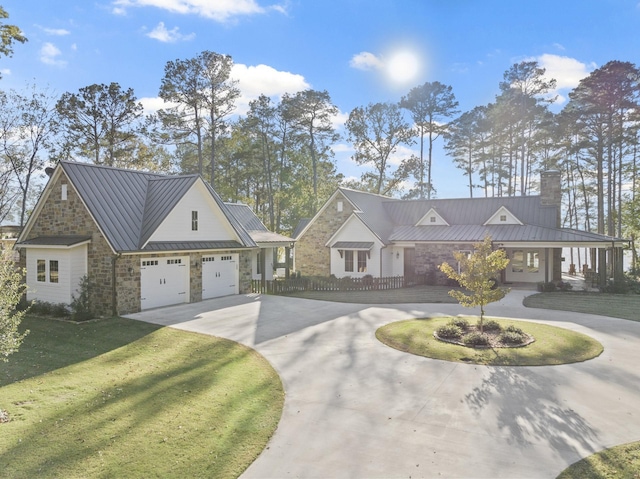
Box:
24, 171, 116, 317
415, 242, 475, 285
296, 193, 355, 277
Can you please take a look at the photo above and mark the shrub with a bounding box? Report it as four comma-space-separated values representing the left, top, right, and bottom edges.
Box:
482, 319, 502, 332
463, 332, 490, 346
537, 281, 557, 292
50, 303, 71, 318
504, 324, 524, 335
499, 331, 526, 345
449, 317, 469, 331
70, 276, 93, 321
435, 324, 463, 339
556, 281, 573, 292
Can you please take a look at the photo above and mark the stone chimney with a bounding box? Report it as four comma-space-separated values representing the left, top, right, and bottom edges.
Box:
540, 170, 561, 228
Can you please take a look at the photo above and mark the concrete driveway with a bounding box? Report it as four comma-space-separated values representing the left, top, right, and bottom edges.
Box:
125, 291, 640, 479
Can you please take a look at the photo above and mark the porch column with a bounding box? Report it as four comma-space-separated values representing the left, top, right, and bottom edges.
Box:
598, 248, 607, 287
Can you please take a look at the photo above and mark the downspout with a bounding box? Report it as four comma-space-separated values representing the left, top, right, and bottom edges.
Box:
112, 253, 121, 317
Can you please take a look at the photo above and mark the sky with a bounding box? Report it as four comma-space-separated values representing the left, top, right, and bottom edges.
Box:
2, 0, 640, 198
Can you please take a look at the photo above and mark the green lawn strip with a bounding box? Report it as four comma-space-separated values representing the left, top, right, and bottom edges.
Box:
284, 285, 458, 304
556, 440, 640, 478
0, 316, 284, 479
376, 316, 603, 366
524, 292, 640, 321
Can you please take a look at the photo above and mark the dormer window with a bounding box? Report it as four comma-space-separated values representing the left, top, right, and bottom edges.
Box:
191, 211, 198, 231
500, 215, 507, 222
430, 216, 436, 223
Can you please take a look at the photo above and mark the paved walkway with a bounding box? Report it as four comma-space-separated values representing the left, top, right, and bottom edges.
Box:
125, 290, 640, 479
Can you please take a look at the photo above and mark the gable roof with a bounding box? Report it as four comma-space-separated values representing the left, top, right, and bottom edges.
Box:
307, 187, 625, 247
225, 203, 294, 245
21, 161, 256, 252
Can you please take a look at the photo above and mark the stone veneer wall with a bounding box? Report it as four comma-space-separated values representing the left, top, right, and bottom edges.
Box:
296, 193, 355, 277
23, 171, 116, 317
415, 242, 475, 285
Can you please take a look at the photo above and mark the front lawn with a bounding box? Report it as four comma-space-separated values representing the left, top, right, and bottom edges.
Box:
376, 316, 603, 366
524, 292, 640, 321
0, 316, 284, 478
557, 440, 640, 478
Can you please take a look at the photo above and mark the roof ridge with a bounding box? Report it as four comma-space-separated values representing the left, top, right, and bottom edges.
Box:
60, 160, 168, 177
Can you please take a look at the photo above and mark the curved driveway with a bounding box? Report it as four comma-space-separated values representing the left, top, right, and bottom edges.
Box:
126, 291, 640, 479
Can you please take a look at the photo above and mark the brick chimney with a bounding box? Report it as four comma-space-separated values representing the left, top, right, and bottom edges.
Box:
540, 170, 561, 228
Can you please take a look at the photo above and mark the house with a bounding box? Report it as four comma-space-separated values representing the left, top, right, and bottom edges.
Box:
295, 171, 627, 286
225, 202, 295, 281
14, 161, 286, 316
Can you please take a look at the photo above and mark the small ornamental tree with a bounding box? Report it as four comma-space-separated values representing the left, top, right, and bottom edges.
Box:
439, 235, 510, 332
0, 249, 29, 361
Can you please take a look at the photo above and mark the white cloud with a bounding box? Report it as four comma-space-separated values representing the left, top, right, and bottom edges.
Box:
0, 68, 10, 76
231, 63, 309, 115
112, 0, 280, 22
140, 63, 309, 117
388, 145, 416, 166
349, 51, 384, 71
40, 42, 67, 67
532, 53, 597, 104
146, 22, 195, 42
43, 27, 71, 36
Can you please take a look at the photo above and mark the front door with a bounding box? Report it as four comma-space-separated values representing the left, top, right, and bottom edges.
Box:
404, 248, 416, 285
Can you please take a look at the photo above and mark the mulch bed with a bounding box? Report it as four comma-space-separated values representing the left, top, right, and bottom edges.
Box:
434, 325, 535, 349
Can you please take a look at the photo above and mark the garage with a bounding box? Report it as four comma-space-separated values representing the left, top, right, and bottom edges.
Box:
140, 256, 189, 310
202, 253, 239, 299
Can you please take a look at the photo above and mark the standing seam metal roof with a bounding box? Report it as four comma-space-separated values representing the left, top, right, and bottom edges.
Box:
60, 161, 256, 252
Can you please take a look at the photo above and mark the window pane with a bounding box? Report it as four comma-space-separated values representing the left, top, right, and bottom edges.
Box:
357, 251, 367, 273
191, 210, 198, 231
512, 250, 524, 273
37, 259, 46, 282
49, 260, 59, 283
344, 250, 353, 272
527, 251, 539, 273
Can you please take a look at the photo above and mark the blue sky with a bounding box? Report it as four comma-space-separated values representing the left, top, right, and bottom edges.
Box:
2, 0, 640, 198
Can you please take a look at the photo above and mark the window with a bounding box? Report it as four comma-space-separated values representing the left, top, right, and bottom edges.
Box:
344, 250, 354, 272
61, 184, 67, 201
49, 260, 59, 283
37, 260, 46, 282
357, 251, 367, 273
337, 200, 343, 212
512, 250, 524, 273
142, 260, 158, 266
500, 214, 507, 222
527, 251, 539, 273
430, 216, 436, 223
191, 211, 198, 231
456, 250, 472, 274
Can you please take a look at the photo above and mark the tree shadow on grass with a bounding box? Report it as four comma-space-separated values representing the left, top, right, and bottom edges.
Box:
0, 316, 162, 387
465, 366, 599, 463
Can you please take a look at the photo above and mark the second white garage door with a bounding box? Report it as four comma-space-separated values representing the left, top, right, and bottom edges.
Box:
140, 256, 189, 310
202, 254, 239, 300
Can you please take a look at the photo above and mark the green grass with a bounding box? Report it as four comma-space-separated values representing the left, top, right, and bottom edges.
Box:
524, 292, 640, 321
376, 316, 603, 366
557, 440, 640, 478
0, 316, 284, 479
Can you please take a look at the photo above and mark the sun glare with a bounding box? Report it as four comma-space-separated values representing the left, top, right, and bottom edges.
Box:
387, 51, 420, 84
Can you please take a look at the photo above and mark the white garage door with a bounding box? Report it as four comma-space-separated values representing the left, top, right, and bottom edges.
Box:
202, 254, 239, 300
140, 256, 189, 310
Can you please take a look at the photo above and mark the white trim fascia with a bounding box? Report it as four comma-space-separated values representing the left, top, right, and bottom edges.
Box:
483, 205, 524, 226
325, 213, 384, 248
416, 208, 450, 226
17, 240, 92, 250
140, 178, 243, 251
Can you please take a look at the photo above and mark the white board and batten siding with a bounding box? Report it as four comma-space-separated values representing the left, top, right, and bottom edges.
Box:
26, 245, 88, 305
147, 181, 238, 244
140, 256, 190, 310
202, 253, 239, 299
329, 216, 383, 278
